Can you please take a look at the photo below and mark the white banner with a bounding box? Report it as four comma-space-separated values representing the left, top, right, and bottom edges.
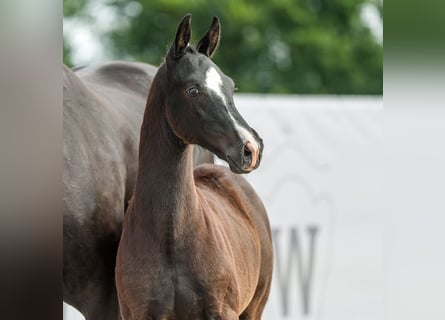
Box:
237, 95, 383, 320
64, 95, 383, 320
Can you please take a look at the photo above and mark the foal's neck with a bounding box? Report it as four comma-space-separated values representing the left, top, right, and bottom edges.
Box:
133, 65, 197, 228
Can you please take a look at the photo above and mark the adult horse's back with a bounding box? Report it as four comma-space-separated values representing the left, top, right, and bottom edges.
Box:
64, 61, 156, 319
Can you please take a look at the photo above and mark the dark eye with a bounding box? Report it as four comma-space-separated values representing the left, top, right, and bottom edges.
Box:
186, 85, 199, 97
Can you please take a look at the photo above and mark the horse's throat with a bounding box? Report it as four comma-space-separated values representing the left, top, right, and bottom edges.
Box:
132, 72, 198, 264
134, 137, 197, 237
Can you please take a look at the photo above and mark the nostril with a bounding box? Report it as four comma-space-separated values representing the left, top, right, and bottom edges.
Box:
243, 141, 259, 171
243, 145, 252, 159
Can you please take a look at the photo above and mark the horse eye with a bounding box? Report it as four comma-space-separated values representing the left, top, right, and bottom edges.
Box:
186, 86, 199, 97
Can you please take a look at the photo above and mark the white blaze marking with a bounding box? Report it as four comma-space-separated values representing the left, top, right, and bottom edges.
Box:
205, 66, 259, 151
205, 67, 226, 105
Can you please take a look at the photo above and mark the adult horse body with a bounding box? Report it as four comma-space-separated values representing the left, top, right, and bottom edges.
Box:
63, 61, 212, 319
63, 61, 155, 320
116, 15, 273, 320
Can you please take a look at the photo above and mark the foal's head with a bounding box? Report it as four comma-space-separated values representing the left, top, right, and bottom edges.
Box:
163, 14, 263, 174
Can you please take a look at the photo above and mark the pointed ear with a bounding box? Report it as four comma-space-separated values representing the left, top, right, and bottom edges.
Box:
171, 14, 192, 60
196, 16, 220, 58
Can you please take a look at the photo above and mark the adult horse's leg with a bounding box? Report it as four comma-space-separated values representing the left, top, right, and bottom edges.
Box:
64, 255, 120, 320
63, 212, 121, 320
79, 284, 119, 320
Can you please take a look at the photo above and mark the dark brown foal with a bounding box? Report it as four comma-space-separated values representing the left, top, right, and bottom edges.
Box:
116, 15, 273, 320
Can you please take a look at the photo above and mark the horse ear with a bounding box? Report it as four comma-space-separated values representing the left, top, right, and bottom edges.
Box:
196, 16, 220, 58
171, 14, 192, 60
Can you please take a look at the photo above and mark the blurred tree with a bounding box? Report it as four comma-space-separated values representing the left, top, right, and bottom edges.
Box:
63, 41, 73, 67
63, 0, 87, 66
63, 0, 382, 94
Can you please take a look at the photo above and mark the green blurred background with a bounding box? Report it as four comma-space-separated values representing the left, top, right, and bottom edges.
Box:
63, 0, 382, 94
